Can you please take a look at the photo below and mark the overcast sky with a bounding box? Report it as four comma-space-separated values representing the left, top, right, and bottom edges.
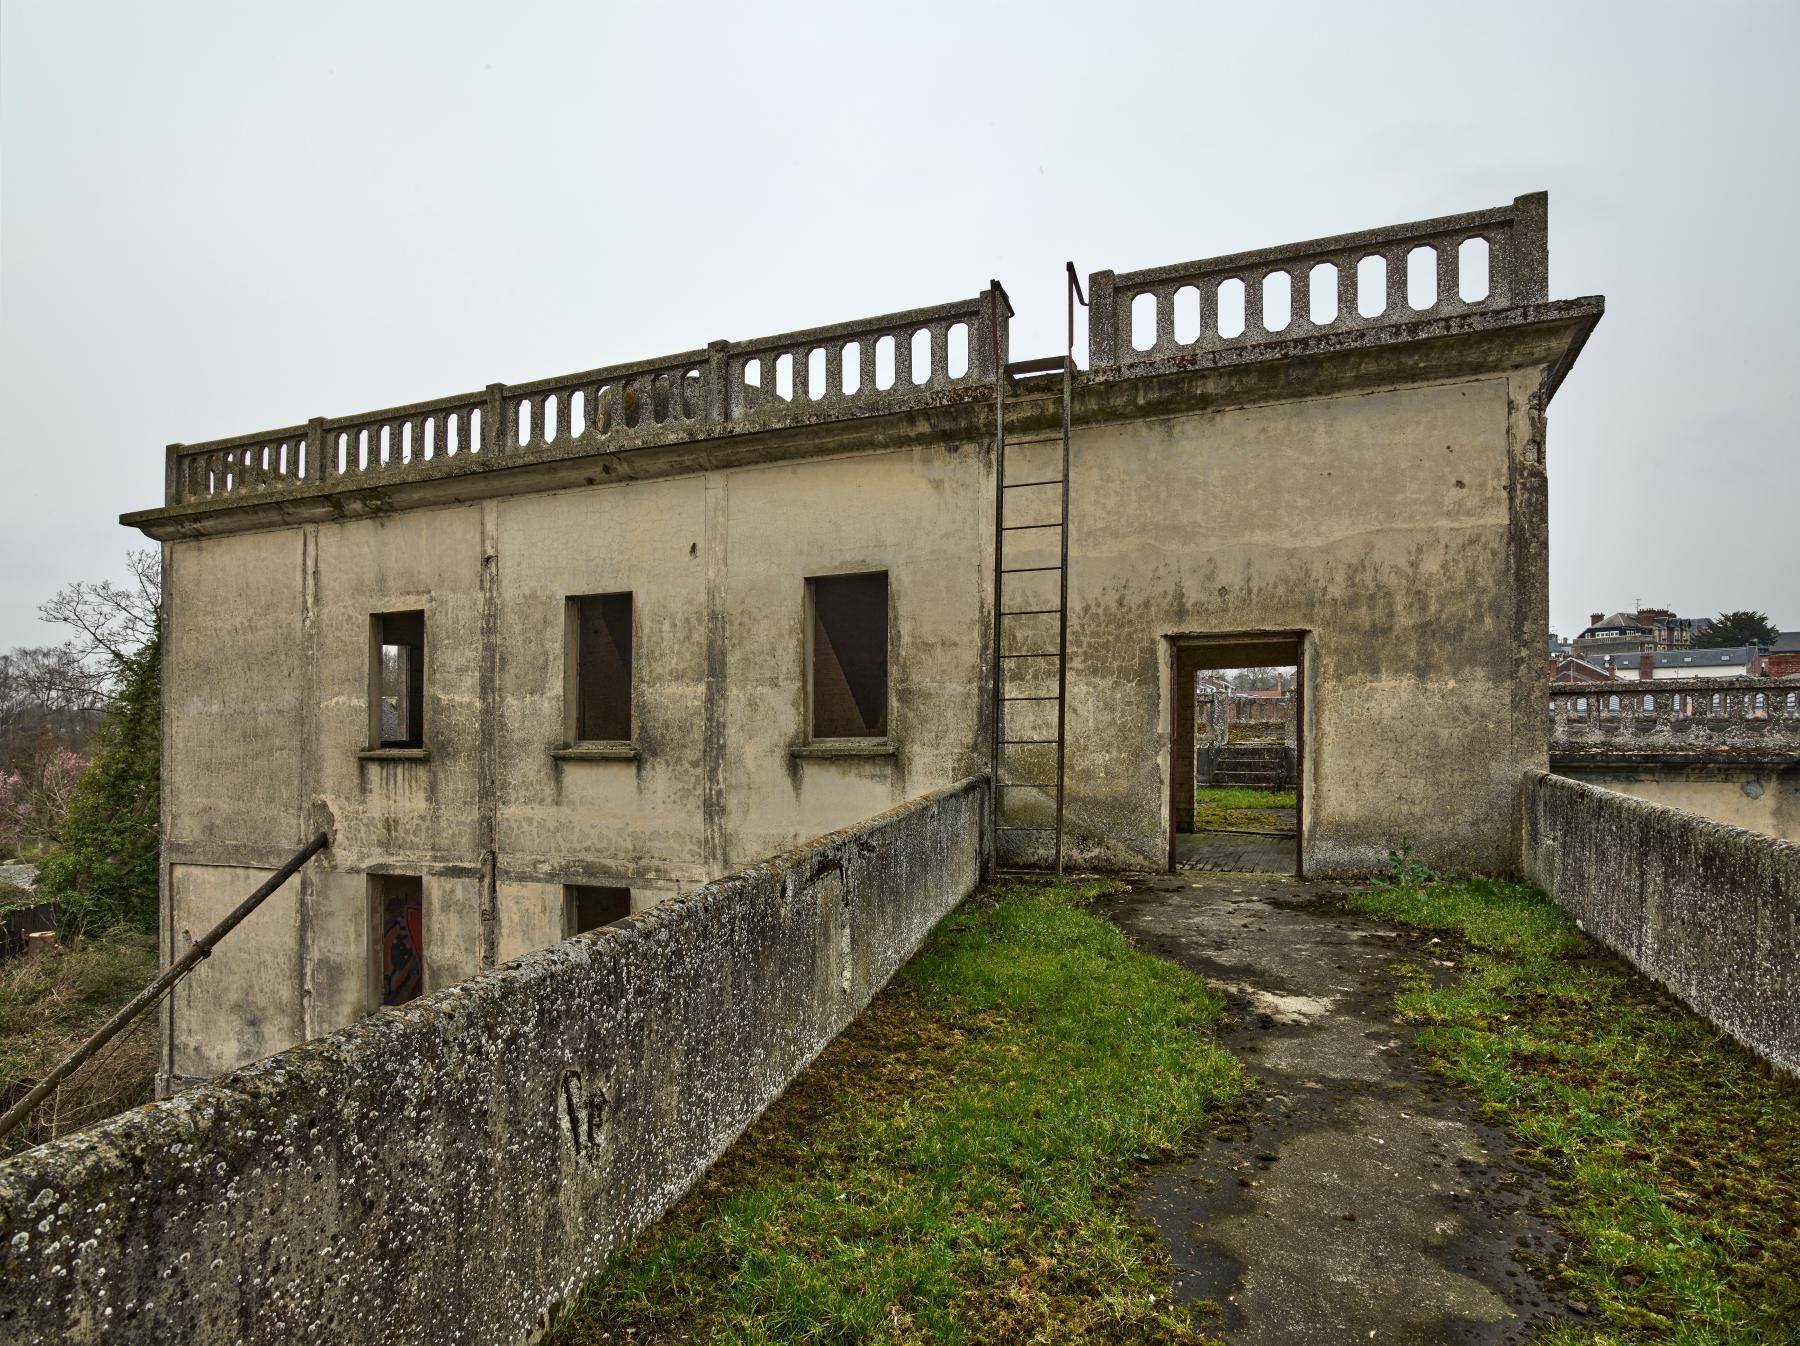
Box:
2, 0, 1795, 650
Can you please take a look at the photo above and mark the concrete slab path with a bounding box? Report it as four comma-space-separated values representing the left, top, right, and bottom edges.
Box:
1174, 831, 1296, 874
1101, 874, 1580, 1345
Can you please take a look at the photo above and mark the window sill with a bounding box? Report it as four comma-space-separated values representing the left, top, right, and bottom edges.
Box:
358, 747, 430, 762
552, 743, 641, 762
790, 740, 897, 759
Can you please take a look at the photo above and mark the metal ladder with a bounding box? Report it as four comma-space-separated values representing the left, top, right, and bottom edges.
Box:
989, 266, 1087, 875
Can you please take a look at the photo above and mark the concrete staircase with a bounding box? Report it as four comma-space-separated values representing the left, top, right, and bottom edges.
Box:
1209, 742, 1290, 790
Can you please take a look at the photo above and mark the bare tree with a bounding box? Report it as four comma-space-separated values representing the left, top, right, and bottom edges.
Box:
0, 646, 103, 764
1228, 666, 1294, 691
0, 552, 161, 847
37, 549, 161, 682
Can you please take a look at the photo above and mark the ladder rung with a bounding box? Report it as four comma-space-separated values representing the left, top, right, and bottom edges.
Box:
1000, 608, 1061, 616
999, 781, 1057, 788
996, 825, 1056, 832
1002, 694, 1060, 701
1001, 522, 1061, 532
1001, 738, 1059, 744
1001, 565, 1061, 574
1003, 478, 1063, 489
1000, 652, 1059, 659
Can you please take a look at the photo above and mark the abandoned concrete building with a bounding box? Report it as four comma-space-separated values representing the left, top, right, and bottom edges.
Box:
122, 193, 1602, 1087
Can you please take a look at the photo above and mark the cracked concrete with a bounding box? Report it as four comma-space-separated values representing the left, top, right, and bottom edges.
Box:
1101, 874, 1579, 1345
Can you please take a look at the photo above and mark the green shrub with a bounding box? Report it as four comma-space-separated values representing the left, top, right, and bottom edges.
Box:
35, 637, 160, 934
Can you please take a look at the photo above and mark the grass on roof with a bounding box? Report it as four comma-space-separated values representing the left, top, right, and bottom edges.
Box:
546, 878, 1247, 1345
1351, 876, 1800, 1345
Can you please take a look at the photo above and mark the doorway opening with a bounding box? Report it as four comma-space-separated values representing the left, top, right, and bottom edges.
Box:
1169, 634, 1303, 875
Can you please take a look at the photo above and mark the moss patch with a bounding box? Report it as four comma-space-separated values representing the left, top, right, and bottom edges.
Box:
547, 878, 1247, 1344
1193, 787, 1295, 811
1351, 878, 1800, 1345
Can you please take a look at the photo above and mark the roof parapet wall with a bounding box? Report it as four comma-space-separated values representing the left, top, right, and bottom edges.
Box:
159, 291, 1008, 510
1088, 193, 1547, 368
144, 193, 1568, 518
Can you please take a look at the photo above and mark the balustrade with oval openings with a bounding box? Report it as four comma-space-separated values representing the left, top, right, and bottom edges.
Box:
1550, 679, 1800, 753
1088, 193, 1547, 368
164, 292, 1000, 506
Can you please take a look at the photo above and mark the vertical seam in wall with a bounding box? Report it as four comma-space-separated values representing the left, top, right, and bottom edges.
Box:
1506, 367, 1552, 874
158, 540, 176, 1092
702, 477, 728, 877
479, 501, 500, 967
299, 525, 319, 1040
976, 431, 997, 852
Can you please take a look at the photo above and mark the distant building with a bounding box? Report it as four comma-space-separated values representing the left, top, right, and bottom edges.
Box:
1571, 611, 1653, 659
1549, 653, 1614, 683
1634, 608, 1706, 650
1767, 632, 1800, 680
1571, 608, 1708, 660
1607, 646, 1765, 681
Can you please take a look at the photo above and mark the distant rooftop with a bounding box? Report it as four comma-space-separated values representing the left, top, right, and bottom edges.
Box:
1605, 647, 1761, 671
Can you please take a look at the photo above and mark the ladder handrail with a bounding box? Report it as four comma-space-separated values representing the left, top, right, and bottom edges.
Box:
988, 266, 1087, 877
0, 829, 332, 1147
1052, 264, 1086, 876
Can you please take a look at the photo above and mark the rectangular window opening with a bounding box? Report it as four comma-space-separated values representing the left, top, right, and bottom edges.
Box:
375, 875, 424, 1006
566, 884, 631, 935
809, 572, 888, 739
371, 610, 425, 748
568, 593, 633, 743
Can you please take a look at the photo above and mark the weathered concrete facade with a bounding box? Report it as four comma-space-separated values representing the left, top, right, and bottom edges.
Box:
127, 194, 1600, 1079
0, 778, 986, 1346
1524, 770, 1800, 1077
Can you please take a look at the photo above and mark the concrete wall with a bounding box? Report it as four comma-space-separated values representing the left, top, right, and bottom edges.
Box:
1523, 769, 1800, 1077
142, 279, 1595, 1079
0, 777, 986, 1346
1554, 762, 1800, 844
155, 439, 995, 1085
1055, 372, 1546, 874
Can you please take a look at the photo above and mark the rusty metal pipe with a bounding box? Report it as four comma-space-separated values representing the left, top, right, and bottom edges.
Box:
0, 829, 331, 1147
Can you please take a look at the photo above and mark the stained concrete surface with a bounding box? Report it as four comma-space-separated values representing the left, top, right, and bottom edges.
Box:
1101, 875, 1578, 1345
1175, 808, 1298, 874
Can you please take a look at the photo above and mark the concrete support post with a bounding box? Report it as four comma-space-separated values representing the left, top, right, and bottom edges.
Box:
1087, 270, 1117, 368
307, 417, 331, 485
1510, 192, 1549, 304
163, 444, 183, 506
706, 340, 731, 425
975, 286, 1008, 380
484, 384, 506, 455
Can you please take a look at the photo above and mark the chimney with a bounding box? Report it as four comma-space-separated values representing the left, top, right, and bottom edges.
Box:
1590, 612, 1604, 629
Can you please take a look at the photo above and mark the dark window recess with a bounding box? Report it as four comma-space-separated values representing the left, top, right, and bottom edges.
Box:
810, 572, 888, 738
566, 884, 631, 935
373, 610, 425, 747
573, 593, 633, 742
378, 876, 424, 1005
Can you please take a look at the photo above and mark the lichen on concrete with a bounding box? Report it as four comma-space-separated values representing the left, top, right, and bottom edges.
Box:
0, 777, 986, 1346
1524, 769, 1800, 1076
